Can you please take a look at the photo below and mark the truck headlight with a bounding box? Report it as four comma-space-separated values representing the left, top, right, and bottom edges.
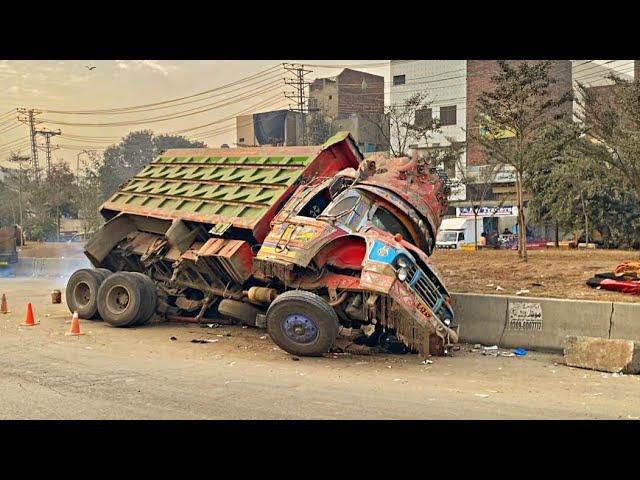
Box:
396, 256, 408, 268
397, 267, 408, 282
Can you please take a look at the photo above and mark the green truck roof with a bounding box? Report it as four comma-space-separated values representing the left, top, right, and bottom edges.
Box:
100, 131, 362, 242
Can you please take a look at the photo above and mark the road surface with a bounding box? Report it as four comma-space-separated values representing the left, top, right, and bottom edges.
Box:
1, 277, 639, 419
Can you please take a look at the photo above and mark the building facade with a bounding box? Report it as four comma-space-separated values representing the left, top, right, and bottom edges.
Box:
308, 68, 389, 152
390, 60, 467, 196
236, 110, 303, 147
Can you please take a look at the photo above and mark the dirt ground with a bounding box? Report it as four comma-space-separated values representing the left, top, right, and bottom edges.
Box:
19, 242, 86, 259
430, 248, 640, 303
1, 277, 640, 419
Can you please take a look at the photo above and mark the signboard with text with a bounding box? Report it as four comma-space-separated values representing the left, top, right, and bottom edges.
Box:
456, 206, 518, 217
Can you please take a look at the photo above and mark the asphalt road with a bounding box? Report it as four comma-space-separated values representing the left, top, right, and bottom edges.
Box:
1, 277, 640, 419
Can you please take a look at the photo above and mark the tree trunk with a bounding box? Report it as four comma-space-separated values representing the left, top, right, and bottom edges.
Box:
516, 170, 527, 262
474, 211, 479, 251
555, 222, 559, 248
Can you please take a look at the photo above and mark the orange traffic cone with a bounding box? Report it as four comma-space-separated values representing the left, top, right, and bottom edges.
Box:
1, 293, 8, 314
22, 302, 38, 326
65, 311, 84, 336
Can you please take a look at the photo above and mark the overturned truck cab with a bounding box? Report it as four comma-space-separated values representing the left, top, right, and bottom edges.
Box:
67, 132, 458, 357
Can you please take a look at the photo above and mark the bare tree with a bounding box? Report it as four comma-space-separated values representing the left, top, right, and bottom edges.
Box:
363, 92, 439, 157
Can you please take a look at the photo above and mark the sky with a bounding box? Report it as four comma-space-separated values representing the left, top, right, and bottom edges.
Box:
0, 59, 634, 171
0, 60, 390, 169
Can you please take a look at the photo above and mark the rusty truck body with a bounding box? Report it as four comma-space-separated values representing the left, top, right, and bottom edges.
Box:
0, 225, 21, 266
66, 132, 458, 357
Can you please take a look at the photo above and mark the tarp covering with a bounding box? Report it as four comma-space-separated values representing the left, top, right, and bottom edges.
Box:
253, 110, 288, 145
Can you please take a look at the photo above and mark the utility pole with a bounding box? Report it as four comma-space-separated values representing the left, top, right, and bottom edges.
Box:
17, 108, 42, 182
35, 128, 62, 177
76, 149, 91, 187
284, 63, 312, 146
8, 152, 30, 247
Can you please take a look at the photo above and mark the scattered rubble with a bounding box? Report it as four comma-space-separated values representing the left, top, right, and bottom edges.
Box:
191, 338, 219, 344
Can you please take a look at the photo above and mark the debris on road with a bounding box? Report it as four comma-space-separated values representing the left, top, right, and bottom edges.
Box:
483, 345, 498, 350
199, 323, 220, 329
513, 348, 528, 357
191, 338, 219, 344
564, 336, 640, 374
495, 285, 505, 291
515, 289, 530, 295
421, 359, 433, 365
170, 336, 177, 341
474, 393, 490, 398
291, 356, 300, 361
51, 289, 62, 304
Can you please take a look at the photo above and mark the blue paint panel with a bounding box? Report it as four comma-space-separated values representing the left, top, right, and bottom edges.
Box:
368, 240, 398, 264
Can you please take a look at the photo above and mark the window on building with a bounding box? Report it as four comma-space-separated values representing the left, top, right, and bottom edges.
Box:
439, 105, 457, 126
393, 74, 406, 86
238, 137, 245, 143
328, 95, 332, 100
414, 107, 433, 127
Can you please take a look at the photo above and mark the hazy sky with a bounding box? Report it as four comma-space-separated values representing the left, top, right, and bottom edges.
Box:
0, 60, 390, 169
0, 59, 633, 170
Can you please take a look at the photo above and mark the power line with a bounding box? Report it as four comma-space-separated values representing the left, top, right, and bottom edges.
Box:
38, 64, 283, 115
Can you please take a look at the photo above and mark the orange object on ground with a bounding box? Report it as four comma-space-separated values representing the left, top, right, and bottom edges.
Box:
65, 311, 84, 336
1, 293, 8, 314
22, 302, 38, 326
614, 261, 640, 279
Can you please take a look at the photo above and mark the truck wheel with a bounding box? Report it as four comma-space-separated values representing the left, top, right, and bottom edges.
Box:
97, 272, 145, 327
266, 290, 339, 357
128, 272, 158, 326
66, 269, 106, 320
95, 268, 112, 282
218, 299, 261, 326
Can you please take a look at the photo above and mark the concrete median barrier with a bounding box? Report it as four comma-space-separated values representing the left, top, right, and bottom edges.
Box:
452, 292, 640, 352
610, 302, 640, 342
452, 293, 508, 346
500, 297, 612, 350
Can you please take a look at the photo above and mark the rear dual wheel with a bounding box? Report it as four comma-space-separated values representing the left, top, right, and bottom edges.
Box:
97, 272, 157, 327
66, 268, 112, 320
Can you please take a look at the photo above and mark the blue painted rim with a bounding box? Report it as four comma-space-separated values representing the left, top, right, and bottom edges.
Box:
283, 313, 319, 344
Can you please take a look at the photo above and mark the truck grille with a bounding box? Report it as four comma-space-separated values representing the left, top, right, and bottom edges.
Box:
405, 263, 447, 317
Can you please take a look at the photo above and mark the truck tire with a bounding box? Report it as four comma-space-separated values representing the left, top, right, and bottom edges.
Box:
218, 299, 261, 326
128, 272, 157, 326
266, 290, 339, 357
95, 268, 112, 282
97, 272, 145, 327
66, 269, 107, 320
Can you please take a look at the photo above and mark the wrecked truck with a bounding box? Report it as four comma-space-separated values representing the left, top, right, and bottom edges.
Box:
66, 132, 459, 357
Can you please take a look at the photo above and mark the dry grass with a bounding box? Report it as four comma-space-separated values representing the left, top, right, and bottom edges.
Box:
430, 248, 640, 303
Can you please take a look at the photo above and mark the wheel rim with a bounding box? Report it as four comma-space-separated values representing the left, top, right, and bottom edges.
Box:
105, 285, 131, 316
73, 281, 91, 308
282, 313, 319, 344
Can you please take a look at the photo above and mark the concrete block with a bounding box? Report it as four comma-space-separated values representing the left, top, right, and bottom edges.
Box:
500, 297, 612, 351
564, 336, 640, 374
452, 293, 507, 346
610, 302, 640, 342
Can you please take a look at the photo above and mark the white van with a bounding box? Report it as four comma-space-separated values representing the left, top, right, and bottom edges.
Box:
436, 218, 484, 249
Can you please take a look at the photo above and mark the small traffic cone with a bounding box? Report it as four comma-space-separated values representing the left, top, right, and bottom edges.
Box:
1, 293, 8, 314
65, 311, 84, 336
22, 302, 38, 326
